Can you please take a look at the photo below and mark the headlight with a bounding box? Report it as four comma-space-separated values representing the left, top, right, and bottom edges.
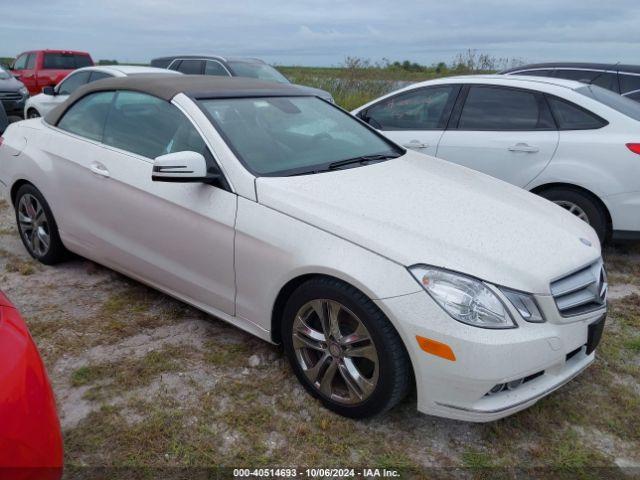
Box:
500, 288, 544, 323
409, 266, 516, 329
19, 86, 28, 97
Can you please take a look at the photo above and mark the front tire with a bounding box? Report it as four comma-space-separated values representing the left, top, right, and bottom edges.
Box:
538, 187, 608, 243
281, 277, 411, 418
14, 184, 67, 264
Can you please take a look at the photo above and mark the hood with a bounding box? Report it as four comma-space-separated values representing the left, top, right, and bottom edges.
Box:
255, 151, 601, 294
292, 84, 335, 102
0, 75, 25, 92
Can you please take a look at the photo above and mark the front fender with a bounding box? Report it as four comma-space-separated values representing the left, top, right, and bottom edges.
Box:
234, 197, 421, 336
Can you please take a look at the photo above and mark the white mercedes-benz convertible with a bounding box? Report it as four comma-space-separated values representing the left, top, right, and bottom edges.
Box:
0, 75, 607, 421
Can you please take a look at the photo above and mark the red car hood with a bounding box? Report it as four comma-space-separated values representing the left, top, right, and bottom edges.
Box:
0, 295, 63, 475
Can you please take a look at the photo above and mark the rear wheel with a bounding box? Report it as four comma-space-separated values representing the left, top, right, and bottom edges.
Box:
538, 187, 608, 243
26, 109, 41, 119
14, 184, 67, 264
281, 277, 411, 418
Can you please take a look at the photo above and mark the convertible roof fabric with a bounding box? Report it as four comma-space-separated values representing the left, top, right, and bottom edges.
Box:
45, 74, 311, 125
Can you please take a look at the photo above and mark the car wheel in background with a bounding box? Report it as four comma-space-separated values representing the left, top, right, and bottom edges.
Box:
281, 277, 412, 418
538, 187, 608, 243
26, 109, 41, 119
14, 184, 67, 264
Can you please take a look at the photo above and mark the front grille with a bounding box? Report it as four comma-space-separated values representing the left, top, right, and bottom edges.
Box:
551, 261, 607, 316
0, 91, 22, 101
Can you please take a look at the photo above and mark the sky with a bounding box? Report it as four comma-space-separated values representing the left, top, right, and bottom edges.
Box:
1, 0, 639, 67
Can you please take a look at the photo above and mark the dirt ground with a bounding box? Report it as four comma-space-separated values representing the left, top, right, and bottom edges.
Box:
0, 189, 639, 476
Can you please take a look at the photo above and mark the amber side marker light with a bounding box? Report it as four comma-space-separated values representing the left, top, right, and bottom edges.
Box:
416, 336, 456, 361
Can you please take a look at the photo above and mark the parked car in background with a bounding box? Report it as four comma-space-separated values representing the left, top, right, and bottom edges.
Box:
151, 54, 334, 102
0, 75, 606, 421
10, 50, 93, 95
353, 75, 640, 242
501, 63, 640, 103
24, 65, 181, 119
0, 65, 29, 119
0, 103, 8, 135
0, 291, 63, 478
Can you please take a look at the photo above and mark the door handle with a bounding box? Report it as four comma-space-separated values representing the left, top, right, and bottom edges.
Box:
89, 162, 110, 178
403, 140, 429, 149
508, 143, 539, 153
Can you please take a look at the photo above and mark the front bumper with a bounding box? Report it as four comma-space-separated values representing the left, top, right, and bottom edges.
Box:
377, 290, 606, 422
1, 97, 27, 117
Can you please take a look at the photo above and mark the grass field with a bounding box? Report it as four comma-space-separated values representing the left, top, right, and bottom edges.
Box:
278, 64, 489, 110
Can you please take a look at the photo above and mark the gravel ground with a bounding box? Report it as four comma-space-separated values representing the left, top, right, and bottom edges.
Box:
0, 189, 639, 477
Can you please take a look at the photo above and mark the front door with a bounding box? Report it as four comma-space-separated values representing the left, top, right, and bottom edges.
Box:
38, 70, 93, 116
436, 84, 559, 187
48, 89, 237, 315
12, 53, 37, 95
358, 85, 460, 157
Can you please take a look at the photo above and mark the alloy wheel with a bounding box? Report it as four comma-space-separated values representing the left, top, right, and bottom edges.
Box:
554, 200, 590, 224
292, 299, 379, 405
18, 194, 50, 257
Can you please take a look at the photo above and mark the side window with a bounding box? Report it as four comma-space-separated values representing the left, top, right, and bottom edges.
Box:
625, 91, 640, 103
25, 54, 36, 69
103, 91, 207, 159
458, 86, 554, 131
57, 91, 115, 141
176, 60, 203, 75
364, 86, 457, 130
205, 60, 229, 76
88, 71, 112, 83
13, 54, 28, 70
168, 60, 181, 71
554, 69, 619, 92
546, 96, 606, 130
619, 74, 640, 95
57, 71, 91, 95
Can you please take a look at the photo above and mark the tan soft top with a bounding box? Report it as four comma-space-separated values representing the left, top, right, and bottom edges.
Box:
45, 74, 311, 125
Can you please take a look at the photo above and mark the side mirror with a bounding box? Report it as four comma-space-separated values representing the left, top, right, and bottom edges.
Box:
152, 151, 219, 183
42, 86, 56, 96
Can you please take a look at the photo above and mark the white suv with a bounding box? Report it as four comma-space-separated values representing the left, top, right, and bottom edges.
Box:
353, 75, 640, 242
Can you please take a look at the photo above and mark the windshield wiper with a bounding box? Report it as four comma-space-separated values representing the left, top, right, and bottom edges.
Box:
327, 153, 401, 170
285, 152, 402, 176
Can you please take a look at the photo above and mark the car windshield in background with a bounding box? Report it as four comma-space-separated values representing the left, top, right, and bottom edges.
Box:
227, 61, 290, 84
0, 66, 9, 79
199, 96, 401, 176
43, 53, 92, 70
577, 85, 640, 122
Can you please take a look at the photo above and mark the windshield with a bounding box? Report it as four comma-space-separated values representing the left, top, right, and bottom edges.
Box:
0, 66, 10, 79
227, 61, 290, 84
577, 84, 640, 122
199, 96, 401, 176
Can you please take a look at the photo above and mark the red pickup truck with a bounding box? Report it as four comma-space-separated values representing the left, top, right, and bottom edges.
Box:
10, 50, 93, 95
